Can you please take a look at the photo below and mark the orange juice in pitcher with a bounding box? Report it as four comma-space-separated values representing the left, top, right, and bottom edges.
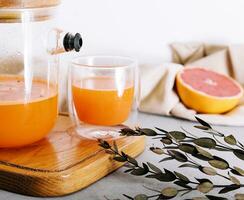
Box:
0, 76, 58, 147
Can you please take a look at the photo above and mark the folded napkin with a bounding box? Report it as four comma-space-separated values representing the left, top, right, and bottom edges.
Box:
139, 43, 244, 126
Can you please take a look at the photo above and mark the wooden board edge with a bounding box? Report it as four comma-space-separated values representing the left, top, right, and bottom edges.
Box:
0, 136, 146, 197
0, 0, 60, 8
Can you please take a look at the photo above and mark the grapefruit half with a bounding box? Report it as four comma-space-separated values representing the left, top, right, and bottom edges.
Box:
176, 67, 243, 114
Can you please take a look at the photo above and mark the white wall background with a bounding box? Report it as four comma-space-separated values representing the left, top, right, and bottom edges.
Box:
56, 0, 244, 109
58, 0, 244, 66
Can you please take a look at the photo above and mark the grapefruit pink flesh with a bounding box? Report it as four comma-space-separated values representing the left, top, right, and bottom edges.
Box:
181, 68, 241, 97
176, 68, 243, 114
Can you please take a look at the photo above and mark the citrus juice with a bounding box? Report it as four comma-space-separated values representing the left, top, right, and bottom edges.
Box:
0, 76, 58, 148
72, 77, 134, 126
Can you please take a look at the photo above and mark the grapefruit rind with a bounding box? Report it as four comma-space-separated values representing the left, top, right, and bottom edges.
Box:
176, 68, 243, 114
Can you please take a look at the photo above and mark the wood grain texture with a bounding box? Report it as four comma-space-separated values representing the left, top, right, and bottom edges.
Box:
0, 0, 60, 8
0, 115, 145, 197
0, 1, 58, 23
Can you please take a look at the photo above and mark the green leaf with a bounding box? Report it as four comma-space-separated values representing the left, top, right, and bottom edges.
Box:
208, 156, 229, 170
205, 195, 228, 200
203, 130, 224, 137
155, 127, 168, 133
131, 168, 148, 176
120, 128, 139, 136
164, 146, 179, 150
113, 156, 127, 162
179, 143, 196, 154
193, 138, 216, 148
200, 166, 217, 176
192, 153, 211, 161
161, 187, 178, 198
214, 147, 230, 152
191, 146, 212, 161
224, 135, 236, 145
238, 142, 244, 148
168, 150, 188, 162
233, 167, 244, 176
159, 157, 174, 163
174, 171, 189, 182
179, 164, 198, 169
233, 149, 244, 161
195, 146, 213, 159
174, 180, 192, 189
160, 137, 173, 145
139, 128, 157, 136
231, 169, 243, 177
195, 116, 212, 128
127, 155, 138, 166
228, 174, 240, 185
218, 184, 240, 194
197, 181, 213, 193
142, 163, 149, 173
194, 125, 210, 130
124, 168, 134, 173
145, 174, 157, 179
196, 178, 212, 184
147, 162, 162, 173
98, 139, 110, 149
155, 169, 176, 182
168, 131, 186, 140
134, 194, 148, 200
150, 147, 164, 155
121, 151, 127, 158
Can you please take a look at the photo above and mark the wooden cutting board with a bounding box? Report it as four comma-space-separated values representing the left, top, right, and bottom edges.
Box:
0, 115, 145, 197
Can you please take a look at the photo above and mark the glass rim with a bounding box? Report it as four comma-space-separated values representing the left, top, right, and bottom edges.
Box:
71, 55, 137, 70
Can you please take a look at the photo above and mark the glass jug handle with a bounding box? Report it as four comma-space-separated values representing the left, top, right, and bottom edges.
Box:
46, 28, 83, 55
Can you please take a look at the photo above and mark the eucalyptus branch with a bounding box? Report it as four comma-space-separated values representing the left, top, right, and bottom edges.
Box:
100, 116, 244, 200
120, 117, 244, 163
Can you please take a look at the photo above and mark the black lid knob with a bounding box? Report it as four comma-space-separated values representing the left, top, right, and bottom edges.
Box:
63, 33, 83, 52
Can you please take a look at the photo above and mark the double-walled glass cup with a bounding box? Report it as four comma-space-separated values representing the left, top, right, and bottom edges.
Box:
68, 56, 139, 140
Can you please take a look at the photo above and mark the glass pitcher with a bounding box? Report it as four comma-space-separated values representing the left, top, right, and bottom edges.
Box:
0, 1, 82, 148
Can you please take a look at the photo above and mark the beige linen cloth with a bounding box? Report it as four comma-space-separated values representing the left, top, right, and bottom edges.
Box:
139, 43, 244, 126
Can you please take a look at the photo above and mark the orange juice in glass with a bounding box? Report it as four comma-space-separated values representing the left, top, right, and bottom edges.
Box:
0, 75, 58, 148
69, 56, 138, 140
